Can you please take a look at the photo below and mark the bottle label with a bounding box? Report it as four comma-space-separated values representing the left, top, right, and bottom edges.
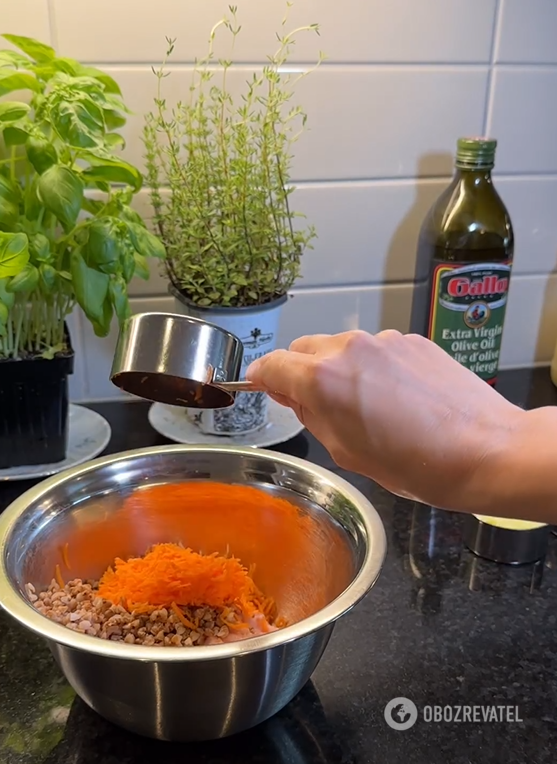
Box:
427, 261, 511, 384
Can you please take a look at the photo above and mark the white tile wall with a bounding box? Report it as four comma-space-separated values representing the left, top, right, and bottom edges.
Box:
488, 67, 557, 173
1, 1, 51, 47
495, 177, 557, 275
2, 0, 557, 401
496, 0, 557, 64
109, 64, 488, 182
52, 0, 496, 64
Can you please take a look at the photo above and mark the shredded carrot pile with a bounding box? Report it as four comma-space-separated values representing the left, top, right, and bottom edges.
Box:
98, 542, 272, 618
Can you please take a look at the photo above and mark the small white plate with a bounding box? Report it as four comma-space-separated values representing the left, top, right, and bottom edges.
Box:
148, 398, 305, 448
0, 404, 111, 482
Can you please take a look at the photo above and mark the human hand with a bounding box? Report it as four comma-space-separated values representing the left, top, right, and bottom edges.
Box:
246, 330, 525, 512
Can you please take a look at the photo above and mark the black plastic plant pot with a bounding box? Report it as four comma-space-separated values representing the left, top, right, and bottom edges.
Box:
0, 330, 75, 470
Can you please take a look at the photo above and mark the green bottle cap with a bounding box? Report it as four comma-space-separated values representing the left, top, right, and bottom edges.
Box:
455, 137, 497, 170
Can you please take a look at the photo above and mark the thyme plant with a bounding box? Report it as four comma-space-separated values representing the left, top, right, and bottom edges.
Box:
143, 4, 322, 308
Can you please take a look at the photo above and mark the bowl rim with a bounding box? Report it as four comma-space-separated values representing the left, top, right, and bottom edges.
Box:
0, 444, 387, 661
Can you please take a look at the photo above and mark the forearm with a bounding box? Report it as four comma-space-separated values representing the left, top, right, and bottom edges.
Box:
467, 406, 557, 524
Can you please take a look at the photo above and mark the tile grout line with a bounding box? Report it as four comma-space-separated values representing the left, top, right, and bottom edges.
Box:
46, 0, 59, 50
62, 60, 557, 70
483, 0, 504, 136
134, 173, 557, 192
126, 271, 557, 301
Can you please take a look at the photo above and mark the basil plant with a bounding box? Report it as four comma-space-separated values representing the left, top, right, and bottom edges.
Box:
0, 34, 165, 359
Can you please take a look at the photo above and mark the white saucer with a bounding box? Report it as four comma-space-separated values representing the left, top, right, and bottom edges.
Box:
148, 399, 305, 448
0, 404, 111, 482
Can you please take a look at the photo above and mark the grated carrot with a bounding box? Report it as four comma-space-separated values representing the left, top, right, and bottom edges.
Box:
128, 602, 153, 615
261, 596, 277, 619
227, 620, 248, 631
54, 564, 65, 589
59, 543, 71, 570
98, 542, 273, 619
170, 601, 197, 631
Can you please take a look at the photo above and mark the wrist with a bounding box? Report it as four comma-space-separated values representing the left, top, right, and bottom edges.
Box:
466, 405, 557, 524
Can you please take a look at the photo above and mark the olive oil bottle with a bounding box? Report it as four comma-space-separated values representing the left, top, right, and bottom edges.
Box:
411, 137, 514, 385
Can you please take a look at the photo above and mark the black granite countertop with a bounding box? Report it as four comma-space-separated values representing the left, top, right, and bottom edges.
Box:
2, 367, 557, 764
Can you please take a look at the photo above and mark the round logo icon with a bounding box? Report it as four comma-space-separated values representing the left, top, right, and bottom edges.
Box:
384, 697, 418, 731
464, 302, 490, 329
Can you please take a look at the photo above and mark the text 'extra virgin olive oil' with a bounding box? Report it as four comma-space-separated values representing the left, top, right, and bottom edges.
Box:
411, 137, 514, 386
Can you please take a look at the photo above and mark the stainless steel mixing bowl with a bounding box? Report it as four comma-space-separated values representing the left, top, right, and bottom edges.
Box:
0, 445, 386, 742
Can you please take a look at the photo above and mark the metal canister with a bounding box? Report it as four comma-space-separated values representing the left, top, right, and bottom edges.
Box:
464, 514, 549, 565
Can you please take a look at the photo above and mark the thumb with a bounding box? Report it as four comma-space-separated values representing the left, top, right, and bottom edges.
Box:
246, 349, 315, 407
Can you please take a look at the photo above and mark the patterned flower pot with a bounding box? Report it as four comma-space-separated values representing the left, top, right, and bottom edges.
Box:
170, 287, 287, 436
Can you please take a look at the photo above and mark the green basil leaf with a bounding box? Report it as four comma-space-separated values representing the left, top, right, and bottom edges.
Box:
6, 263, 39, 293
104, 133, 126, 151
24, 177, 41, 221
47, 57, 80, 76
25, 135, 58, 174
91, 295, 114, 338
120, 205, 144, 226
30, 65, 56, 81
0, 232, 29, 278
81, 197, 105, 215
70, 249, 109, 323
34, 62, 95, 83
104, 93, 130, 113
122, 250, 135, 283
37, 165, 83, 230
2, 35, 55, 63
127, 223, 166, 260
0, 175, 20, 231
133, 252, 150, 280
51, 97, 104, 149
0, 50, 32, 69
2, 124, 30, 146
54, 73, 105, 95
38, 263, 57, 294
0, 70, 40, 96
84, 217, 124, 274
103, 110, 127, 131
30, 233, 51, 262
81, 159, 142, 192
0, 199, 19, 232
0, 173, 21, 204
93, 181, 110, 193
0, 101, 29, 123
77, 65, 122, 95
0, 278, 15, 309
109, 274, 130, 322
38, 262, 58, 293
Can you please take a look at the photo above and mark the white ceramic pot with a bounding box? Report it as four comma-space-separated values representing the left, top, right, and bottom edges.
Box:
170, 287, 287, 436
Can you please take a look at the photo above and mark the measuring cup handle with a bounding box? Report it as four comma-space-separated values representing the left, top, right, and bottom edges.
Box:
213, 380, 264, 393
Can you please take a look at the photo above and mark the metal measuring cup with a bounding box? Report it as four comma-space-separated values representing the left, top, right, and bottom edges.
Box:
110, 312, 261, 408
